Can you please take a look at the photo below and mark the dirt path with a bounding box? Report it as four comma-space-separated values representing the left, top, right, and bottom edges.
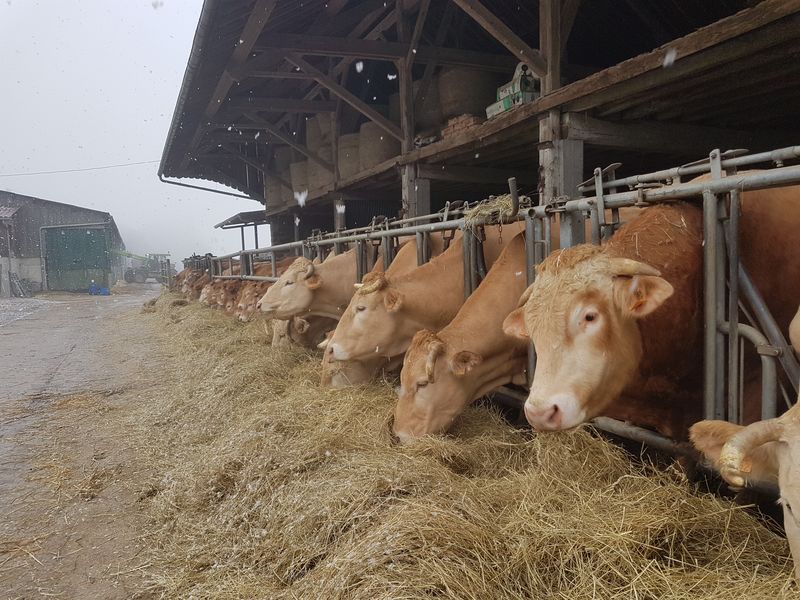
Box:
0, 284, 164, 599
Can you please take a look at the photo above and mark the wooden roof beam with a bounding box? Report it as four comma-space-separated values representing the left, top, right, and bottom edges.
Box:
285, 53, 403, 142
242, 113, 336, 173
450, 0, 547, 77
417, 163, 538, 184
562, 113, 800, 156
225, 97, 337, 113
203, 0, 279, 119
254, 34, 517, 71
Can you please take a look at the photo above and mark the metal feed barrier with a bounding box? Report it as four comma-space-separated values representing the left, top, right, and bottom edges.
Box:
198, 145, 800, 465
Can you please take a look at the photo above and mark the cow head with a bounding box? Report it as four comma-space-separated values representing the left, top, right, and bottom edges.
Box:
237, 282, 270, 322
319, 340, 375, 389
257, 257, 321, 319
326, 272, 407, 362
393, 330, 482, 443
691, 404, 800, 579
503, 245, 674, 431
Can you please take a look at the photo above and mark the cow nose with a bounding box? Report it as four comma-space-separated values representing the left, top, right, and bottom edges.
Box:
524, 401, 561, 430
329, 342, 349, 360
256, 300, 262, 310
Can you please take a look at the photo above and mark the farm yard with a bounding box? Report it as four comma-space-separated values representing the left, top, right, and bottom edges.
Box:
0, 290, 796, 598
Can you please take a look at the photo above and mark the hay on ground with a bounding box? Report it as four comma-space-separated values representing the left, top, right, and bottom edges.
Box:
133, 291, 797, 599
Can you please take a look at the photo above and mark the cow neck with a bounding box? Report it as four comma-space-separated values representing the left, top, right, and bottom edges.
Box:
308, 256, 358, 318
467, 351, 528, 402
605, 203, 704, 386
393, 255, 466, 332
441, 235, 528, 358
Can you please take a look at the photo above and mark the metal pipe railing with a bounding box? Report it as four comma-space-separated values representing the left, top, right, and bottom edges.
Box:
579, 145, 800, 193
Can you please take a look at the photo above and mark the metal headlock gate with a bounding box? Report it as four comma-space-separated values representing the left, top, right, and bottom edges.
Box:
204, 145, 800, 464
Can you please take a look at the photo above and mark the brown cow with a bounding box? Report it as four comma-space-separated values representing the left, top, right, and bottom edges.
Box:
791, 307, 800, 359
327, 223, 523, 366
393, 232, 529, 441
505, 182, 800, 437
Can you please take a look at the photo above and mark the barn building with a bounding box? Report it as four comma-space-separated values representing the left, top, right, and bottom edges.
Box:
158, 0, 800, 245
0, 191, 125, 297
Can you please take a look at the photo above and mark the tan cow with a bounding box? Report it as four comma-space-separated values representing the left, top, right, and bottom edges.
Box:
327, 223, 523, 367
505, 183, 800, 438
690, 401, 800, 580
393, 232, 529, 441
317, 235, 445, 387
257, 250, 365, 320
791, 307, 800, 359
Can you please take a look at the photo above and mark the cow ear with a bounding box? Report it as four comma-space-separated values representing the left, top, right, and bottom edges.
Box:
613, 275, 673, 318
450, 351, 482, 376
294, 317, 310, 334
502, 308, 529, 340
384, 288, 403, 312
305, 274, 322, 290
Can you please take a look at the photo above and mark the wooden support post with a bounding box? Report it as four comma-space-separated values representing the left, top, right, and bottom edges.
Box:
538, 0, 584, 247
401, 166, 431, 218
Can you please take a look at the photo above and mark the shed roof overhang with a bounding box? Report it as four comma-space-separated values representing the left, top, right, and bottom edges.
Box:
214, 209, 270, 229
160, 0, 800, 215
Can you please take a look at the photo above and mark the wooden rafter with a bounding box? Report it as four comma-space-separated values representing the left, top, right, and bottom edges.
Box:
450, 0, 547, 76
254, 34, 517, 71
203, 0, 279, 118
225, 97, 337, 114
285, 53, 403, 141
242, 114, 335, 173
561, 0, 581, 51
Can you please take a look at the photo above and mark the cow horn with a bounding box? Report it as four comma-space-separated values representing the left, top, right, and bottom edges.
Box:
718, 419, 784, 487
304, 262, 316, 279
358, 274, 387, 295
353, 283, 364, 290
608, 258, 661, 278
425, 340, 445, 384
516, 283, 535, 308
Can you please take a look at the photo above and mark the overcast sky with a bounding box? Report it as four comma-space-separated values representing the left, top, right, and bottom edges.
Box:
0, 0, 266, 266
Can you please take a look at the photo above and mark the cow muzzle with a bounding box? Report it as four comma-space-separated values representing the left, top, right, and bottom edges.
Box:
329, 342, 349, 361
524, 392, 585, 431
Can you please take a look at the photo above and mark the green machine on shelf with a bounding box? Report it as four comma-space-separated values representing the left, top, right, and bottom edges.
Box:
485, 63, 539, 119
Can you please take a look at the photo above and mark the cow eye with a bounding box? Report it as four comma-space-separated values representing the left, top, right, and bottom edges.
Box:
284, 280, 294, 286
355, 305, 366, 312
417, 380, 428, 388
584, 311, 598, 323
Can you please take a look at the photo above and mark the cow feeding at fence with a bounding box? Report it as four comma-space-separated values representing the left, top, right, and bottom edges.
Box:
162, 147, 800, 595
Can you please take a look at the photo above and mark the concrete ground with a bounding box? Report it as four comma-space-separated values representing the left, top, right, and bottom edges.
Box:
0, 283, 162, 599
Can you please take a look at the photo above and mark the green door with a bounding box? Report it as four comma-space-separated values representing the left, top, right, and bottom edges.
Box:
44, 227, 109, 291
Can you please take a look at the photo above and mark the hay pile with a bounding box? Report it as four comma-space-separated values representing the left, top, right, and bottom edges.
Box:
463, 194, 521, 228
136, 293, 797, 598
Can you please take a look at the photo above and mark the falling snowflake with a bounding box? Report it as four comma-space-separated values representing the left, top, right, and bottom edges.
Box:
387, 73, 397, 80
151, 0, 164, 8
294, 189, 308, 207
335, 204, 346, 214
355, 61, 364, 73
254, 131, 260, 140
294, 215, 301, 226
663, 48, 677, 68
474, 153, 480, 158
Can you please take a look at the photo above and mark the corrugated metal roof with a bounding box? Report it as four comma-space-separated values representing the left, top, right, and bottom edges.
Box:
214, 209, 269, 228
0, 206, 20, 220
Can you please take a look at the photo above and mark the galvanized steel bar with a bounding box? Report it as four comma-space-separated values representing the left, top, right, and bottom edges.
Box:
718, 321, 777, 420
703, 189, 718, 421
726, 189, 741, 423
737, 264, 800, 396
579, 146, 800, 193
